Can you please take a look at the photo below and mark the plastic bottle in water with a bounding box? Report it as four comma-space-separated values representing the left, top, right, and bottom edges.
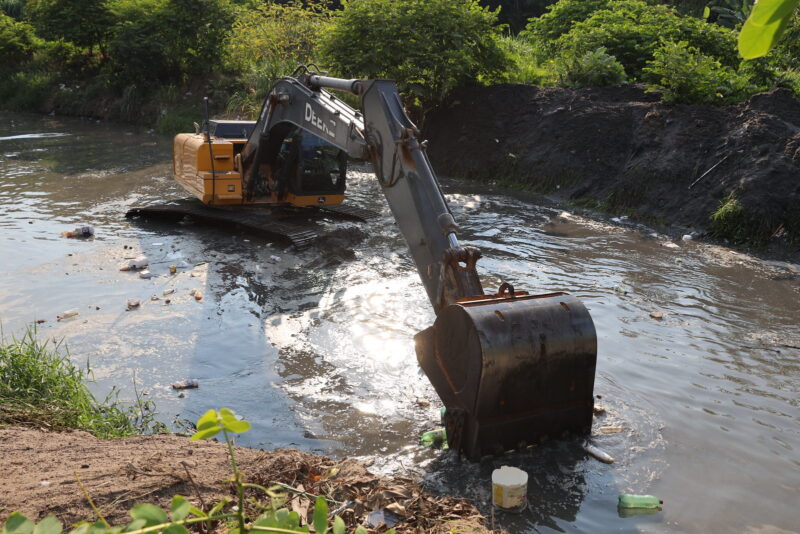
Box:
618, 494, 663, 509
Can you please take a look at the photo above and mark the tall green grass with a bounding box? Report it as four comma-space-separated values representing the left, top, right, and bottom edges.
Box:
0, 327, 166, 438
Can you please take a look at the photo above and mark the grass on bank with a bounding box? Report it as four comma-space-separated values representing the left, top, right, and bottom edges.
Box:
0, 326, 166, 438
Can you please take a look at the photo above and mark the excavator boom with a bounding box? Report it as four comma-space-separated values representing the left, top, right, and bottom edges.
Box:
211, 70, 597, 459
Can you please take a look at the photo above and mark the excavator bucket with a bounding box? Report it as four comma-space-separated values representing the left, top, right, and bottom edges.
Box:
415, 291, 596, 460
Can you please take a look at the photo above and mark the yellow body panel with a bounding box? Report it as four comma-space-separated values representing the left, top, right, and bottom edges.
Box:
172, 133, 344, 207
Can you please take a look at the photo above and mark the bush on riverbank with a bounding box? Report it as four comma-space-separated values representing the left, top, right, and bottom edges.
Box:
0, 327, 165, 438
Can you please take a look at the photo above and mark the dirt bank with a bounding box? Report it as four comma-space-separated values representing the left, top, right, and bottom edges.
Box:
424, 84, 800, 258
0, 428, 490, 533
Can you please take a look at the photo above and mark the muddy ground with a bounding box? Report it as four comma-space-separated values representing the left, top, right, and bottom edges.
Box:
424, 84, 800, 260
0, 428, 490, 533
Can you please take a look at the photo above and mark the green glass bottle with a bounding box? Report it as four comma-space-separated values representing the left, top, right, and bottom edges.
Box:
420, 428, 448, 448
618, 494, 663, 509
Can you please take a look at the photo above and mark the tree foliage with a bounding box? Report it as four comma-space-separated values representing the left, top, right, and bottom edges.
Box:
320, 0, 510, 111
0, 12, 35, 64
25, 0, 113, 52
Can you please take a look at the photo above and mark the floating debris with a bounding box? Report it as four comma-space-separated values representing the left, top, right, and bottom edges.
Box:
584, 442, 614, 464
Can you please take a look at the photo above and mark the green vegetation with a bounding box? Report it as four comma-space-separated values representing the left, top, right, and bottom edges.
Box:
1, 0, 799, 125
556, 47, 628, 88
321, 0, 510, 114
1, 408, 394, 534
0, 327, 166, 438
643, 41, 755, 104
708, 191, 800, 247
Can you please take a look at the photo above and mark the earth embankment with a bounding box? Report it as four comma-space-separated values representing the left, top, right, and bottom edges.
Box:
424, 84, 800, 255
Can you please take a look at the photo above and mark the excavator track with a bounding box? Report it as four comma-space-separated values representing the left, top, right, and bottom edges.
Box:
319, 204, 380, 222
123, 199, 354, 249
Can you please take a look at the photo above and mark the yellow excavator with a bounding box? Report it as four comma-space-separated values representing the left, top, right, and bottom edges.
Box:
169, 67, 597, 459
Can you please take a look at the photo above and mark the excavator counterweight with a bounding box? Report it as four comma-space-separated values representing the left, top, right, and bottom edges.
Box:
168, 67, 598, 459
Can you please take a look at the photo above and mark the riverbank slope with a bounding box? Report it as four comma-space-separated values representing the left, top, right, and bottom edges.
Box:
424, 84, 800, 259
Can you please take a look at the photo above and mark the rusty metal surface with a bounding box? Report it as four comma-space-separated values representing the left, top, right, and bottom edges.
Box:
415, 292, 597, 460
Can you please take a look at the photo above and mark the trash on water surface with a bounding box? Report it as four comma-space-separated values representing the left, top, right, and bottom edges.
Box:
662, 242, 680, 249
420, 428, 448, 449
61, 225, 94, 238
682, 234, 693, 241
57, 309, 79, 321
584, 442, 614, 464
189, 289, 203, 300
163, 288, 175, 296
492, 466, 528, 511
618, 494, 663, 510
169, 265, 177, 274
126, 299, 141, 310
120, 255, 149, 271
598, 426, 623, 434
139, 270, 153, 279
650, 311, 665, 320
150, 295, 160, 301
366, 509, 398, 528
270, 255, 281, 262
171, 379, 198, 390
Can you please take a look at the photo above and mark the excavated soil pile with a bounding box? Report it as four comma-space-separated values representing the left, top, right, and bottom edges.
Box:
0, 428, 489, 533
425, 84, 800, 251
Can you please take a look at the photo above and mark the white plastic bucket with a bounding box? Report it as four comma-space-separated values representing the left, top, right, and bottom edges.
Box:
492, 466, 528, 510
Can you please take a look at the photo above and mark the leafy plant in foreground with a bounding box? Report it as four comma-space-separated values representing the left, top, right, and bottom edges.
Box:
1, 408, 394, 534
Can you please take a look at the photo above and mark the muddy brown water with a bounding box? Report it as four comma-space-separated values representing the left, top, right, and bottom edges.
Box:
1, 112, 798, 533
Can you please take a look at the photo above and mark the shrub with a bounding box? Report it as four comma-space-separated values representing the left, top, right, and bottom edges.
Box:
320, 0, 510, 113
643, 41, 756, 104
556, 46, 627, 87
555, 0, 739, 79
0, 12, 36, 65
496, 35, 557, 85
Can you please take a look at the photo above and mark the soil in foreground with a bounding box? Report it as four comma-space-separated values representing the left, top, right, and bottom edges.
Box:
425, 85, 800, 259
0, 428, 489, 533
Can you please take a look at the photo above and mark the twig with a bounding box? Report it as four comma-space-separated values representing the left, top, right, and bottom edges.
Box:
75, 471, 110, 527
689, 154, 729, 189
182, 461, 208, 511
124, 462, 184, 481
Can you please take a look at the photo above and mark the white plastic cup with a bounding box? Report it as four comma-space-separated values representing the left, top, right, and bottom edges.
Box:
492, 466, 528, 511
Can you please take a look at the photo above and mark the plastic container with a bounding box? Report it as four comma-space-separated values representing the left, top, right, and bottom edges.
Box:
618, 494, 663, 509
172, 379, 199, 390
119, 255, 149, 271
492, 466, 528, 511
61, 225, 94, 238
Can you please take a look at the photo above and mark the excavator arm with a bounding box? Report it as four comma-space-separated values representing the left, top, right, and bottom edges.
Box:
240, 70, 598, 459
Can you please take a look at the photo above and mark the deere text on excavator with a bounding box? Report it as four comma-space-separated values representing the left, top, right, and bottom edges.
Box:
170, 67, 597, 460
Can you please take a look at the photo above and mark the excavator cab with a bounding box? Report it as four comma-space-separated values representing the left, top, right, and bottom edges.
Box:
276, 128, 347, 197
